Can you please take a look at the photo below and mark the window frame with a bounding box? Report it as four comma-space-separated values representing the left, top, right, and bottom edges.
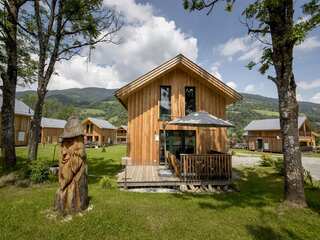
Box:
185, 86, 196, 115
159, 85, 172, 121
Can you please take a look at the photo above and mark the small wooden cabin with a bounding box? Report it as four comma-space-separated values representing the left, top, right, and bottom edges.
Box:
116, 125, 127, 144
40, 117, 66, 144
244, 116, 317, 152
0, 97, 33, 146
115, 54, 242, 166
82, 117, 117, 146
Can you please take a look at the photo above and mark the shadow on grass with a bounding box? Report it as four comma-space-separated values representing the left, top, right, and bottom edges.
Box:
173, 167, 283, 209
172, 167, 320, 213
245, 225, 304, 240
88, 157, 122, 184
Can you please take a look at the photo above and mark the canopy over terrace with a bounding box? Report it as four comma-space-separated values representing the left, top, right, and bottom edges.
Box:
168, 111, 234, 128
163, 111, 234, 182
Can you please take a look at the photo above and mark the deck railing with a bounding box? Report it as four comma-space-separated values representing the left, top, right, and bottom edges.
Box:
167, 153, 232, 181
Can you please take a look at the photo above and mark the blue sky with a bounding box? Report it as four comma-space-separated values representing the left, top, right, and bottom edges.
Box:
139, 0, 320, 101
24, 0, 320, 103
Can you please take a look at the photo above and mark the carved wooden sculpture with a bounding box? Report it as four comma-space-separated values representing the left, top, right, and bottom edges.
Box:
54, 116, 88, 213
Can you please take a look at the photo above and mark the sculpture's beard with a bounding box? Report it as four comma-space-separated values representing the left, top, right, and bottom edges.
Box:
61, 137, 86, 163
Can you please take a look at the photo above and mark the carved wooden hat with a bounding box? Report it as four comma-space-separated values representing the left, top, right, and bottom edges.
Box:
61, 116, 84, 139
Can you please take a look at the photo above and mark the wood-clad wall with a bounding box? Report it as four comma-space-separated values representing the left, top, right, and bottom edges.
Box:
0, 114, 31, 146
41, 128, 64, 144
83, 120, 117, 146
247, 122, 316, 153
127, 67, 228, 165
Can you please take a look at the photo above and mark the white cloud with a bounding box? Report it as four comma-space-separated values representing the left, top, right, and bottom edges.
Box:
297, 79, 320, 90
46, 0, 199, 90
49, 56, 121, 90
226, 81, 237, 90
296, 93, 303, 102
296, 36, 320, 51
104, 0, 153, 22
218, 35, 264, 62
210, 61, 222, 79
310, 92, 320, 104
244, 84, 256, 93
219, 37, 248, 57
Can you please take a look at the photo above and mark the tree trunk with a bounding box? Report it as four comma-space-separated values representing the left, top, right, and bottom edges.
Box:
28, 90, 46, 161
1, 2, 19, 169
267, 0, 307, 207
277, 80, 307, 207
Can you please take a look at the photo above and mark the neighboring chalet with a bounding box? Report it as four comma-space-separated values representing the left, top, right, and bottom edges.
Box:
244, 116, 318, 152
0, 96, 33, 146
116, 125, 127, 144
115, 54, 242, 187
82, 117, 117, 146
40, 117, 66, 144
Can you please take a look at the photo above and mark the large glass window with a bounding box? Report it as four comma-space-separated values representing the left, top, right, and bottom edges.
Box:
185, 87, 196, 115
160, 86, 171, 120
159, 130, 196, 164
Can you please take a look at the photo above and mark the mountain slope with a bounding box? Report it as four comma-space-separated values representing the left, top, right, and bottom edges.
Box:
17, 88, 320, 132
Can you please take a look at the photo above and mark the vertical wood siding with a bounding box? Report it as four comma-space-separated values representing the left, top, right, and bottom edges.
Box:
127, 68, 228, 165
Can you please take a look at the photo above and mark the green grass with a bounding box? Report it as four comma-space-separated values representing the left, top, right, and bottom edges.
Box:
231, 148, 320, 159
302, 152, 320, 158
231, 148, 283, 158
253, 109, 279, 117
1, 145, 320, 239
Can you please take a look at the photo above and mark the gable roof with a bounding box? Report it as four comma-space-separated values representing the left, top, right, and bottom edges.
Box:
0, 96, 34, 116
85, 117, 116, 129
41, 117, 66, 129
244, 116, 307, 131
115, 54, 242, 108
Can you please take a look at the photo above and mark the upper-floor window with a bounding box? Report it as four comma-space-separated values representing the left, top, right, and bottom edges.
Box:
185, 87, 196, 115
160, 86, 171, 120
86, 124, 93, 134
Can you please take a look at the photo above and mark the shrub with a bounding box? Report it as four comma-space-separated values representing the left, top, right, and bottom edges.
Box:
99, 176, 117, 189
29, 160, 51, 183
260, 154, 274, 167
274, 157, 284, 176
304, 169, 313, 185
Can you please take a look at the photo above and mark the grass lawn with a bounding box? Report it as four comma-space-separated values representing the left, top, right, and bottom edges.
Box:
231, 148, 320, 159
231, 148, 283, 158
1, 145, 320, 239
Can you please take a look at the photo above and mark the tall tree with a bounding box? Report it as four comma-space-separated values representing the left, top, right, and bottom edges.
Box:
0, 0, 36, 169
27, 0, 122, 161
184, 0, 320, 207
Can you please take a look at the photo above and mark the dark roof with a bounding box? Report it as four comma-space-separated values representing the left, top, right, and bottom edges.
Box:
0, 96, 33, 116
86, 117, 116, 129
41, 117, 66, 128
244, 116, 307, 131
168, 111, 233, 128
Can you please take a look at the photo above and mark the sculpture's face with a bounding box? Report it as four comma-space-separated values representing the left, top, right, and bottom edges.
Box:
61, 138, 75, 163
61, 136, 84, 164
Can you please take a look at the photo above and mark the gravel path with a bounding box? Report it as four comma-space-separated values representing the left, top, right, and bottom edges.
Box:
232, 155, 320, 180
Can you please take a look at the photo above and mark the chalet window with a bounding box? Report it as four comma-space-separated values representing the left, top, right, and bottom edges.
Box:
160, 86, 171, 120
185, 87, 196, 115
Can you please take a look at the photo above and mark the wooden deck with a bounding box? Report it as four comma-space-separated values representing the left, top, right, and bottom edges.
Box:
117, 165, 231, 188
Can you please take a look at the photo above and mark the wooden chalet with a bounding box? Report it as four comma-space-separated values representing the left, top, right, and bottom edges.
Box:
40, 117, 66, 144
244, 116, 317, 153
115, 54, 242, 187
82, 117, 117, 146
0, 96, 33, 146
116, 125, 127, 144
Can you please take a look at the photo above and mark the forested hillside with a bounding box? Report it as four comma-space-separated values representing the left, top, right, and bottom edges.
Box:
17, 88, 320, 133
